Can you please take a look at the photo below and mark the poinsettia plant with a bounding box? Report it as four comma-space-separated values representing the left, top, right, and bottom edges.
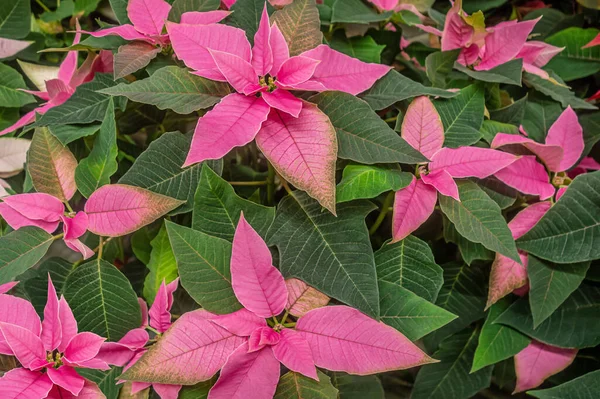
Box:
1, 0, 600, 398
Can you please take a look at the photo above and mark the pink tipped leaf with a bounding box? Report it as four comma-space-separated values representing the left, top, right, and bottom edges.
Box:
392, 177, 438, 242
60, 212, 88, 240
153, 384, 182, 399
487, 252, 529, 309
46, 366, 85, 396
0, 109, 38, 137
252, 5, 273, 76
149, 278, 179, 333
209, 308, 267, 337
285, 278, 330, 317
276, 56, 320, 87
248, 326, 280, 352
0, 281, 18, 295
64, 239, 94, 260
296, 306, 436, 374
421, 169, 459, 201
578, 156, 600, 170
545, 106, 584, 172
127, 0, 171, 36
0, 295, 42, 355
269, 23, 289, 76
63, 332, 106, 365
210, 50, 257, 93
84, 184, 184, 237
555, 186, 568, 201
514, 341, 577, 393
441, 1, 472, 51
41, 276, 62, 352
0, 202, 60, 233
368, 0, 398, 10
0, 38, 32, 58
47, 380, 107, 399
80, 25, 152, 42
2, 193, 64, 222
0, 368, 53, 399
96, 328, 148, 366
401, 96, 444, 159
57, 296, 78, 353
0, 322, 45, 369
184, 93, 270, 166
494, 156, 555, 200
508, 201, 552, 240
121, 310, 246, 385
491, 133, 564, 172
180, 11, 231, 25
256, 103, 338, 214
582, 32, 600, 49
272, 329, 318, 380
298, 45, 391, 95
517, 41, 563, 67
261, 89, 303, 117
57, 21, 81, 85
207, 343, 280, 399
231, 213, 287, 318
429, 147, 518, 178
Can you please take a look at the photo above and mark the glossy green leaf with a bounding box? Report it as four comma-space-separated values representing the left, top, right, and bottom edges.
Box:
311, 91, 427, 164
480, 120, 519, 144
64, 259, 141, 341
271, 0, 322, 56
360, 70, 457, 110
119, 132, 218, 215
440, 180, 520, 263
35, 74, 127, 126
40, 1, 74, 22
75, 98, 118, 198
267, 192, 379, 318
0, 227, 53, 285
49, 124, 100, 145
78, 367, 122, 399
192, 165, 274, 241
471, 298, 530, 372
489, 95, 527, 125
528, 255, 590, 328
0, 107, 18, 131
99, 66, 230, 114
462, 0, 506, 13
143, 223, 178, 304
168, 0, 220, 22
545, 28, 600, 81
523, 71, 597, 110
108, 0, 130, 24
274, 371, 338, 399
328, 373, 384, 399
330, 0, 391, 23
329, 32, 385, 63
374, 235, 443, 303
0, 0, 30, 39
443, 217, 494, 266
475, 178, 518, 210
529, 369, 600, 399
179, 378, 216, 399
0, 63, 34, 107
455, 59, 523, 86
495, 283, 600, 348
22, 257, 74, 315
412, 329, 493, 399
518, 171, 600, 263
166, 221, 242, 314
336, 165, 412, 203
425, 50, 460, 88
580, 111, 600, 156
435, 84, 485, 148
520, 96, 562, 143
227, 0, 274, 44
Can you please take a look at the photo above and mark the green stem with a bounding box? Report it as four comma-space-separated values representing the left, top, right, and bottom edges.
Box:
35, 0, 51, 12
53, 233, 64, 241
267, 162, 276, 205
64, 202, 74, 213
369, 192, 395, 235
280, 310, 290, 325
283, 322, 296, 328
384, 116, 397, 123
228, 180, 268, 186
98, 237, 104, 260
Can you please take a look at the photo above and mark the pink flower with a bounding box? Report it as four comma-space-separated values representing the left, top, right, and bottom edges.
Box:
367, 0, 427, 20
0, 22, 113, 137
392, 96, 518, 241
0, 276, 108, 398
0, 193, 94, 259
96, 279, 181, 399
117, 213, 434, 399
79, 0, 230, 47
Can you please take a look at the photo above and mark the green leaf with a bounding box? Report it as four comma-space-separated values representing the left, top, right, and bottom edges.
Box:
443, 217, 494, 266
336, 165, 412, 203
267, 192, 380, 318
143, 223, 178, 304
525, 8, 581, 40
494, 283, 600, 348
75, 98, 118, 198
471, 298, 530, 373
462, 0, 507, 13
435, 84, 485, 148
545, 28, 600, 81
0, 0, 30, 39
49, 124, 100, 145
0, 227, 53, 285
311, 91, 427, 164
489, 95, 527, 125
528, 255, 590, 328
227, 0, 274, 44
454, 59, 523, 86
425, 50, 460, 88
119, 132, 217, 215
64, 259, 141, 341
166, 221, 242, 314
580, 111, 600, 156
523, 71, 597, 110
0, 63, 34, 107
108, 0, 131, 24
379, 280, 457, 341
521, 96, 562, 143
22, 257, 74, 315
274, 371, 338, 399
168, 0, 220, 22
360, 70, 457, 110
179, 378, 216, 399
425, 262, 487, 346
40, 0, 75, 22
328, 373, 384, 399
329, 31, 385, 63
480, 120, 519, 144
192, 164, 275, 241
271, 0, 322, 56
475, 178, 518, 210
412, 329, 493, 399
518, 171, 600, 263
374, 235, 444, 303
99, 66, 230, 114
0, 107, 18, 131
529, 369, 600, 399
35, 74, 127, 126
113, 42, 160, 79
440, 180, 520, 263
331, 0, 391, 23
78, 367, 122, 399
